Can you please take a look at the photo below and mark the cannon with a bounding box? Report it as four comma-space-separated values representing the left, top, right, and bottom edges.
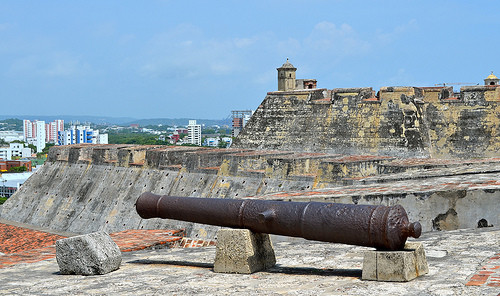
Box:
136, 192, 421, 250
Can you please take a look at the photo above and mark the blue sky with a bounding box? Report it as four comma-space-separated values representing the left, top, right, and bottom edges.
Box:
1, 1, 499, 120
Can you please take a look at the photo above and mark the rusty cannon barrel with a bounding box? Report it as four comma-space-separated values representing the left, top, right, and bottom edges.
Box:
136, 192, 421, 250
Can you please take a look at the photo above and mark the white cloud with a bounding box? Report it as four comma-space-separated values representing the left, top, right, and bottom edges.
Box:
253, 69, 276, 85
375, 19, 418, 45
233, 37, 258, 48
45, 52, 87, 77
138, 24, 260, 79
304, 21, 371, 56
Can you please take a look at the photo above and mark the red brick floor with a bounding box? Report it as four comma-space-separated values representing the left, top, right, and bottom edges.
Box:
0, 223, 216, 269
0, 223, 65, 254
466, 253, 500, 287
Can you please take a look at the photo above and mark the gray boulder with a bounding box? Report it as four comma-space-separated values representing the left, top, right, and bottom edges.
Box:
56, 231, 122, 275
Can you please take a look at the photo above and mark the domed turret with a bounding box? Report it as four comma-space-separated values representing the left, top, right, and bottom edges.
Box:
277, 58, 297, 91
484, 71, 499, 86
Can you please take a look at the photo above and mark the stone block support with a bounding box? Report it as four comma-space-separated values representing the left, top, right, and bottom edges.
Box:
55, 231, 122, 276
214, 229, 276, 274
362, 242, 428, 282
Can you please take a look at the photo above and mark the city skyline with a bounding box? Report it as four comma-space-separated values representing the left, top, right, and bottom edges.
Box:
1, 1, 499, 119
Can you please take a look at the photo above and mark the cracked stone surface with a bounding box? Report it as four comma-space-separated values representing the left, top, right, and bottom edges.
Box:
0, 227, 498, 295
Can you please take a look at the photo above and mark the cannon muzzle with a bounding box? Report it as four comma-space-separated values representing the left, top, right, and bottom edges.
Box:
136, 192, 421, 250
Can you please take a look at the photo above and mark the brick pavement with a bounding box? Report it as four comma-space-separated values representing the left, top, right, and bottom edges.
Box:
0, 223, 65, 254
0, 223, 215, 269
466, 252, 500, 288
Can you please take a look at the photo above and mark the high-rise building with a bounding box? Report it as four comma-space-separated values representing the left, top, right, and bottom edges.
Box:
23, 119, 64, 152
187, 120, 201, 146
231, 110, 253, 137
23, 120, 47, 152
46, 120, 64, 143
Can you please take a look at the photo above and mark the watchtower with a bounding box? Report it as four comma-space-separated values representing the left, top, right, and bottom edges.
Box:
277, 59, 297, 91
484, 72, 499, 86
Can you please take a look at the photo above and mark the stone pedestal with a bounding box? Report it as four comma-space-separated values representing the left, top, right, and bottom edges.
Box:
214, 229, 276, 274
56, 231, 122, 276
362, 242, 428, 282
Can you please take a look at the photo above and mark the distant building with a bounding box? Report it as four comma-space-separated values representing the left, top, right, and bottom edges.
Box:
46, 120, 64, 143
23, 120, 46, 152
98, 133, 108, 144
0, 160, 32, 172
23, 119, 64, 152
232, 110, 253, 137
57, 125, 108, 145
187, 120, 201, 146
0, 131, 24, 143
203, 137, 232, 148
221, 137, 232, 147
0, 143, 32, 160
203, 137, 219, 147
169, 131, 180, 144
0, 172, 32, 198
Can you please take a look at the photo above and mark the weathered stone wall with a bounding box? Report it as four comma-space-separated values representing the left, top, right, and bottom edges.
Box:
1, 144, 499, 239
0, 145, 334, 239
233, 85, 500, 158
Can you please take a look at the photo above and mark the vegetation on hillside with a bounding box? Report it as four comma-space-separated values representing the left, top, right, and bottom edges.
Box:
108, 131, 172, 145
0, 118, 23, 131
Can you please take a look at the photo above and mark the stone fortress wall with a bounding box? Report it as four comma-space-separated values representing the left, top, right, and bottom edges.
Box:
233, 85, 500, 159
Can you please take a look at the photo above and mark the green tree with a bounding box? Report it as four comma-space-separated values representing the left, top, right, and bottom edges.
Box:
202, 128, 216, 134
107, 131, 172, 146
28, 144, 37, 153
217, 139, 228, 148
41, 143, 55, 154
8, 166, 27, 173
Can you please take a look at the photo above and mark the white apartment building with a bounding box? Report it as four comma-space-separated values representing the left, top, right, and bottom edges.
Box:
0, 143, 32, 160
23, 120, 47, 153
187, 120, 201, 146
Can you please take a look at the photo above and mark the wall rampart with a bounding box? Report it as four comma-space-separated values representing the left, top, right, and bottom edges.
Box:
234, 85, 500, 158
